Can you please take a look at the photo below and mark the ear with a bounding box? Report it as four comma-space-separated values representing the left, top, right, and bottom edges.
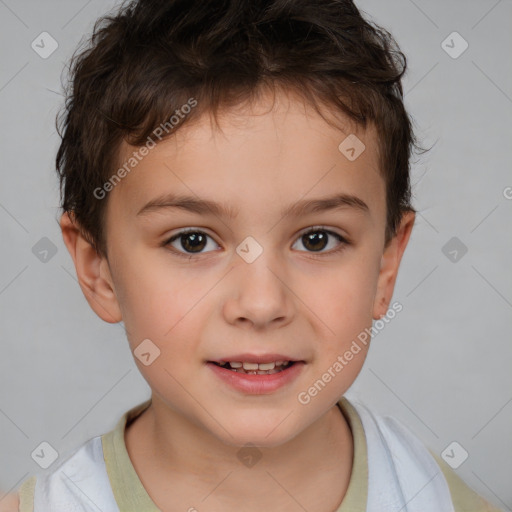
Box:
372, 211, 415, 320
60, 211, 122, 323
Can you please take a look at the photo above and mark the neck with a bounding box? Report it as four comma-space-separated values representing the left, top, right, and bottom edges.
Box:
125, 395, 353, 512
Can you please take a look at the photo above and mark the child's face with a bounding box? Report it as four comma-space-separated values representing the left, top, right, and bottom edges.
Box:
69, 90, 413, 447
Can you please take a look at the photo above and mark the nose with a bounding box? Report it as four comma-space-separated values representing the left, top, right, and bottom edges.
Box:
223, 252, 294, 331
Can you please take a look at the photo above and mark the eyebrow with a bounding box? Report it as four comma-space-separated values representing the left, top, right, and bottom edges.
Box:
136, 192, 370, 219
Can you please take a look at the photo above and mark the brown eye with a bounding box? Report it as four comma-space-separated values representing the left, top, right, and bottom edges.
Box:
301, 230, 329, 252
179, 232, 206, 253
292, 227, 348, 255
165, 229, 219, 257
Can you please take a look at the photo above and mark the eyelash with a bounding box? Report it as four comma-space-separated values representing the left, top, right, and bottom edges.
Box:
162, 226, 350, 260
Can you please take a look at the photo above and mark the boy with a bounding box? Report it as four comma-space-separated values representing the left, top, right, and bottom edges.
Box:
2, 0, 504, 510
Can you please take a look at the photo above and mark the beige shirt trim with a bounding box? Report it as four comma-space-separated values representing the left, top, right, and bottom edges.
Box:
17, 475, 35, 512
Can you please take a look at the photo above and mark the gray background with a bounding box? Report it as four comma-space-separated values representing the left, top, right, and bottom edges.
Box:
0, 0, 511, 509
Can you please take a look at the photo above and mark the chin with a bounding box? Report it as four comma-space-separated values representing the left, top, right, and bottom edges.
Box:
210, 417, 302, 449
221, 432, 297, 449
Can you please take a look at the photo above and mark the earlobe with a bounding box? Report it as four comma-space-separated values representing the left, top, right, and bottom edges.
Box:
372, 211, 415, 320
60, 211, 122, 324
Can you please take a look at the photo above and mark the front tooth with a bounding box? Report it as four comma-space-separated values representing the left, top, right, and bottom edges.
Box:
229, 362, 243, 368
275, 360, 284, 366
242, 362, 259, 370
258, 362, 276, 370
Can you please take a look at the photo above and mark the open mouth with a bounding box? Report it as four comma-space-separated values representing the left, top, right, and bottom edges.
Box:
209, 361, 297, 375
207, 359, 305, 393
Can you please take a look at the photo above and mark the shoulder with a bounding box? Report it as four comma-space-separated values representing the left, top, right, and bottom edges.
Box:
18, 436, 119, 511
4, 437, 105, 512
0, 492, 19, 512
378, 411, 504, 511
377, 410, 503, 511
345, 398, 505, 512
428, 449, 504, 512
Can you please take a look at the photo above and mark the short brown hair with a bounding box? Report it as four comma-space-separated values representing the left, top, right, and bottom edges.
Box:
56, 0, 426, 258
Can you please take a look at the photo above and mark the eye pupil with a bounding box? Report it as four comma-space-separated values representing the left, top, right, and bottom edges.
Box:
303, 231, 327, 252
182, 232, 206, 253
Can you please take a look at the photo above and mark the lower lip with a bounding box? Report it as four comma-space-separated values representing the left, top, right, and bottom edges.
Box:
206, 362, 305, 394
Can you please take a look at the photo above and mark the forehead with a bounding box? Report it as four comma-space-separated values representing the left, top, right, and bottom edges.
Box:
109, 90, 385, 227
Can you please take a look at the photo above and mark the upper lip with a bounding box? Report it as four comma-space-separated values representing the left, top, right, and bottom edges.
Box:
209, 353, 304, 364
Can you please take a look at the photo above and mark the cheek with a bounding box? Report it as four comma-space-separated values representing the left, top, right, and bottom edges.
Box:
109, 253, 181, 344
294, 258, 379, 394
302, 257, 378, 333
113, 256, 213, 359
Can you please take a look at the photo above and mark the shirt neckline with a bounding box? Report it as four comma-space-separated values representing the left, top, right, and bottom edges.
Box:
101, 396, 368, 511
